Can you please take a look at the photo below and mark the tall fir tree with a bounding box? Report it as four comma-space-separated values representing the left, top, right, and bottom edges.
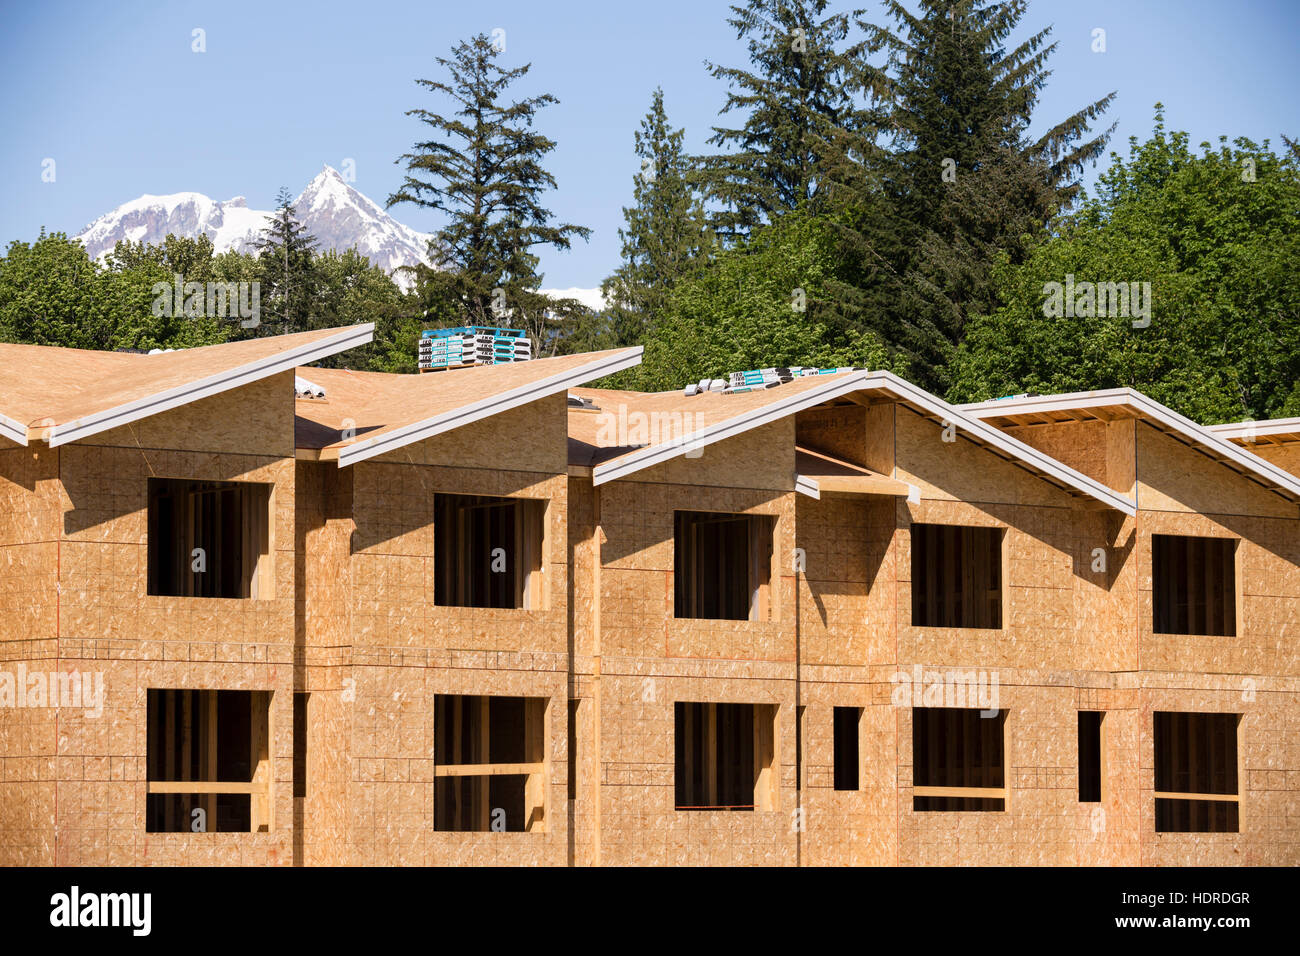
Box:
388, 33, 588, 350
843, 0, 1115, 387
701, 0, 874, 239
253, 187, 318, 336
600, 88, 713, 348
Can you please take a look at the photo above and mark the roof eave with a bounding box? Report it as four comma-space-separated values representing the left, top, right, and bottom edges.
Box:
335, 346, 643, 467
45, 324, 374, 448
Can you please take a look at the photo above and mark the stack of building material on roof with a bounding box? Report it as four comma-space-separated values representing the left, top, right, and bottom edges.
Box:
419, 327, 532, 371
720, 366, 856, 394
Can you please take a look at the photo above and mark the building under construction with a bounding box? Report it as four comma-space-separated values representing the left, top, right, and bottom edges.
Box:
1, 323, 1297, 865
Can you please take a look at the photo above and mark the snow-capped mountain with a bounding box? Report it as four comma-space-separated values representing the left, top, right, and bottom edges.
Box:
74, 166, 435, 286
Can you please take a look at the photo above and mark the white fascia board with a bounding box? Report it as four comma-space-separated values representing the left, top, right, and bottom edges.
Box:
1207, 418, 1300, 440
47, 324, 374, 448
592, 371, 874, 486
794, 474, 820, 499
337, 346, 643, 467
873, 371, 1137, 515
966, 389, 1300, 500
0, 411, 28, 446
957, 388, 1136, 417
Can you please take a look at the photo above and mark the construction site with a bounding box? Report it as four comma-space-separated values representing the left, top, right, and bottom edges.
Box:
1, 322, 1297, 866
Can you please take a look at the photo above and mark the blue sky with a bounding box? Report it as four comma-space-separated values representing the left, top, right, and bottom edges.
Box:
2, 0, 1297, 289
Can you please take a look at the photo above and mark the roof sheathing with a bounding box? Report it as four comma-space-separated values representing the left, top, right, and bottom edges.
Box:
0, 324, 374, 447
298, 346, 643, 467
961, 389, 1300, 504
578, 369, 1136, 514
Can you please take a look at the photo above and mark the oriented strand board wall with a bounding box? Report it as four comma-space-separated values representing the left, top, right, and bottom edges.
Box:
0, 377, 299, 866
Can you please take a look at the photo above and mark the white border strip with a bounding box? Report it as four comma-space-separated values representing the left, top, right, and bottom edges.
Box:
1207, 418, 1300, 441
0, 411, 27, 446
336, 347, 643, 467
963, 389, 1300, 500
794, 474, 820, 499
591, 369, 1136, 514
48, 324, 374, 447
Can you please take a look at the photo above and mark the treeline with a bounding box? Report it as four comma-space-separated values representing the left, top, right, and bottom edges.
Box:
3, 0, 1297, 423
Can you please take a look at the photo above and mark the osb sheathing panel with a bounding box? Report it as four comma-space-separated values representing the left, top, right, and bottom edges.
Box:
347, 460, 567, 654
895, 497, 1134, 673
594, 479, 792, 660
56, 445, 295, 651
0, 447, 60, 650
633, 418, 796, 491
997, 418, 1140, 495
796, 494, 895, 668
369, 391, 569, 475
80, 371, 296, 460
1243, 443, 1300, 476
7, 658, 293, 866
1137, 422, 1297, 519
342, 663, 569, 866
1135, 510, 1300, 677
895, 406, 1068, 508
594, 672, 797, 866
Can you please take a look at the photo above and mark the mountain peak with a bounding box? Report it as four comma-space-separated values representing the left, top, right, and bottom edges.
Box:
73, 171, 434, 290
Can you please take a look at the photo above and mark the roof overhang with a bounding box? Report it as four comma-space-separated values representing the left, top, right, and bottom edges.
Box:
46, 324, 374, 447
335, 346, 643, 466
0, 410, 27, 446
1207, 417, 1300, 447
592, 370, 1136, 514
794, 445, 911, 499
961, 389, 1300, 505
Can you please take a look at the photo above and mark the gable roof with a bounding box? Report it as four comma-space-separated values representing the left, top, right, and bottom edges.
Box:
0, 324, 373, 447
295, 347, 642, 466
960, 388, 1300, 504
568, 369, 1136, 514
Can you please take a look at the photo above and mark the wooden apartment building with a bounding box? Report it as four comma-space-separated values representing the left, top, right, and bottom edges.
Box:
1, 325, 1297, 865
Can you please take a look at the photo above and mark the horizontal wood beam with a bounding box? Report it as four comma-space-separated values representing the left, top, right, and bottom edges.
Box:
1153, 791, 1239, 803
913, 785, 1009, 800
147, 781, 267, 795
434, 762, 544, 778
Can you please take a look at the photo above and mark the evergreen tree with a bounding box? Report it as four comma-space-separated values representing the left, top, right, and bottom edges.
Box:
844, 0, 1115, 387
701, 0, 874, 239
254, 187, 318, 336
388, 33, 588, 349
600, 88, 713, 347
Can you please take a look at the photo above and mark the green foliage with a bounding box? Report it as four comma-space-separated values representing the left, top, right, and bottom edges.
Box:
622, 211, 893, 391
601, 88, 714, 348
253, 187, 319, 337
948, 110, 1300, 422
701, 0, 874, 239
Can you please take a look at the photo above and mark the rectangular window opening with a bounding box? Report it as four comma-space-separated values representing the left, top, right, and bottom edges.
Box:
834, 706, 862, 791
434, 494, 546, 609
674, 702, 777, 811
147, 478, 272, 599
146, 689, 272, 832
1152, 534, 1237, 636
912, 707, 1007, 811
674, 511, 775, 621
293, 692, 309, 800
434, 694, 547, 832
1078, 711, 1104, 803
1154, 711, 1239, 833
911, 523, 1003, 629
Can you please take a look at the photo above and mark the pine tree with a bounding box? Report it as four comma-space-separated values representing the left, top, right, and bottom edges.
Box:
253, 187, 318, 336
600, 88, 713, 347
839, 0, 1116, 388
388, 34, 588, 350
701, 0, 875, 239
